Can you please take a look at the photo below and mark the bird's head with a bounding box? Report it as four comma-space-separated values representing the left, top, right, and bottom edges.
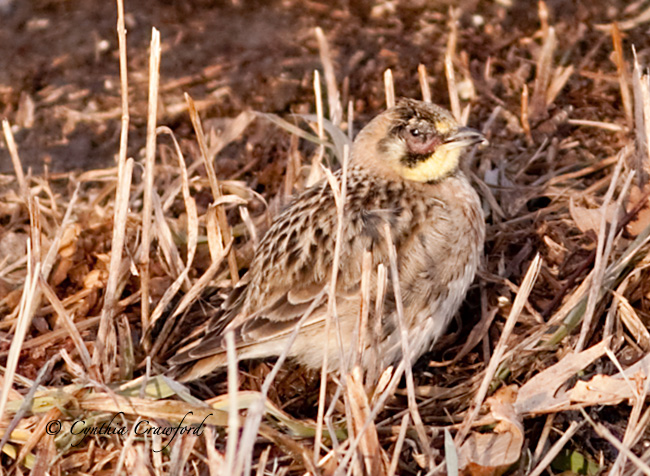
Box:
352, 98, 487, 183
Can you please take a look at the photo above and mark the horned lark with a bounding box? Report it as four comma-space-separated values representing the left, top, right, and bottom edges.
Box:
169, 98, 486, 381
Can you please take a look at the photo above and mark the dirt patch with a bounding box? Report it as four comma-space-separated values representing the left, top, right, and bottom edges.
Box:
2, 0, 637, 175
3, 0, 650, 474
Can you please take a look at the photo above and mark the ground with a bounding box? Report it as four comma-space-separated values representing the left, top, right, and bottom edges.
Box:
2, 0, 650, 475
0, 0, 632, 174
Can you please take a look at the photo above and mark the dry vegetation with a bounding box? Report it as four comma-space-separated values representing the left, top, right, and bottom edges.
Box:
3, 0, 650, 474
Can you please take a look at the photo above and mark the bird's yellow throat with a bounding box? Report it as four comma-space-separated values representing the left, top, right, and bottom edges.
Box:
400, 145, 462, 182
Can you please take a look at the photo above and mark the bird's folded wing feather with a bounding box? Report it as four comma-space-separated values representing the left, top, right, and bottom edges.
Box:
170, 175, 373, 365
173, 282, 330, 362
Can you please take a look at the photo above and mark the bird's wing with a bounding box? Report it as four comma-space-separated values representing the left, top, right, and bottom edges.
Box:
169, 172, 400, 368
169, 282, 333, 364
189, 290, 330, 358
170, 180, 347, 364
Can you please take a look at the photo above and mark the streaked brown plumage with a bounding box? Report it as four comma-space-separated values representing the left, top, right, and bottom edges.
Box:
168, 98, 486, 381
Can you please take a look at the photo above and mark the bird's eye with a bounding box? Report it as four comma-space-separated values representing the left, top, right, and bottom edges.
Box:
401, 125, 441, 155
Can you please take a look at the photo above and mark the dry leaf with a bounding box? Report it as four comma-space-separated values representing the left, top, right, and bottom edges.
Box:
460, 433, 521, 476
626, 184, 650, 236
514, 339, 650, 414
52, 224, 82, 285
50, 257, 73, 286
515, 340, 609, 415
83, 269, 104, 289
543, 235, 568, 265
58, 224, 81, 258
459, 385, 524, 475
569, 374, 633, 406
569, 353, 650, 405
569, 198, 619, 234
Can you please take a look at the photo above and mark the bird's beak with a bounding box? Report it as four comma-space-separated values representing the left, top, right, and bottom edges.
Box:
445, 127, 488, 147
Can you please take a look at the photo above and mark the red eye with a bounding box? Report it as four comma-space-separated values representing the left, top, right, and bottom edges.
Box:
402, 127, 441, 155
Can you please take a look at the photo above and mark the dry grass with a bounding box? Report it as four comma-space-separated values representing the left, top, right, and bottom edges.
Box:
3, 1, 650, 475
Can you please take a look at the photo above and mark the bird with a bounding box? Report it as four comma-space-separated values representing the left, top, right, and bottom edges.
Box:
167, 98, 486, 382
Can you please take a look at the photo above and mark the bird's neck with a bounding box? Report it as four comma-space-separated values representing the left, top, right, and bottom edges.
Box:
399, 147, 462, 183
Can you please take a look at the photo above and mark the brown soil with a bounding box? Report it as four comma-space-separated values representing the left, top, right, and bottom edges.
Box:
1, 0, 636, 175
3, 0, 650, 474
